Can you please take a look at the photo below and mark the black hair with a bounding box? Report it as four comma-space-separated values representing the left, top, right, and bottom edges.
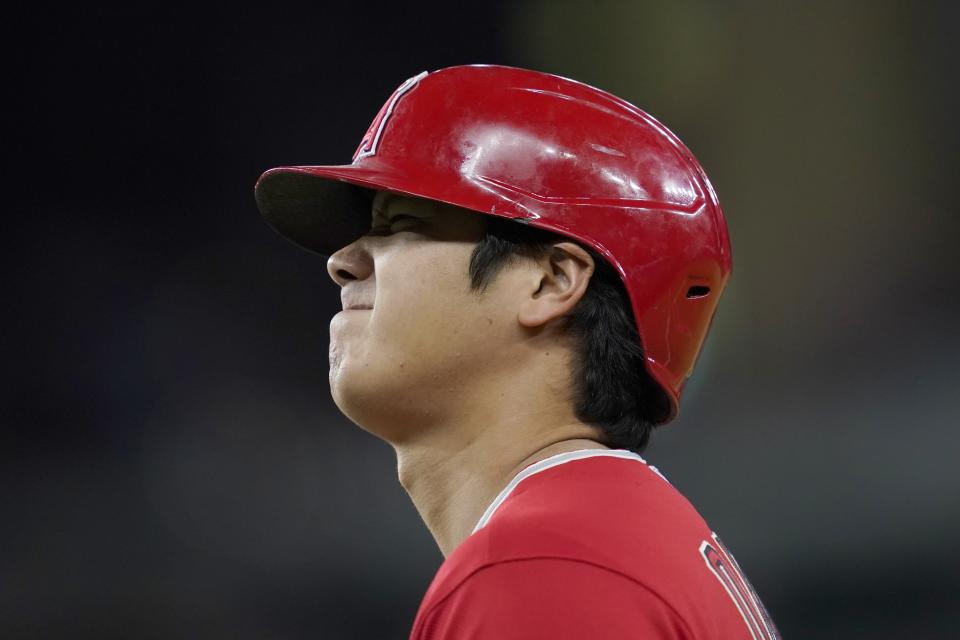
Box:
468, 216, 670, 454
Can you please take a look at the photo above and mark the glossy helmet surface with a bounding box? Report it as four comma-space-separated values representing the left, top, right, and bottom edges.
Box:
255, 64, 732, 424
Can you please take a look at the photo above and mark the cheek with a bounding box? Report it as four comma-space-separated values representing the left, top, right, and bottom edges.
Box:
372, 266, 462, 348
330, 240, 515, 390
368, 245, 486, 356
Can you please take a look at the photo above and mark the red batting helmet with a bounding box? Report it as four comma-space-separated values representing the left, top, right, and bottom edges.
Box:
254, 64, 731, 424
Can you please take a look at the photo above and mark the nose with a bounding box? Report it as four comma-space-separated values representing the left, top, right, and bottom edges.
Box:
327, 238, 374, 287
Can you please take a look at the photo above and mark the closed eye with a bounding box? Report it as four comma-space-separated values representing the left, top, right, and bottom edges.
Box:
369, 214, 421, 236
386, 214, 423, 232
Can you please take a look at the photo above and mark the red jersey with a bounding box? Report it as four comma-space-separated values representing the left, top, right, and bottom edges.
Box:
409, 449, 779, 639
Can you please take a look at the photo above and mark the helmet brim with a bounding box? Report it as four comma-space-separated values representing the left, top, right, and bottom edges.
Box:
255, 164, 405, 257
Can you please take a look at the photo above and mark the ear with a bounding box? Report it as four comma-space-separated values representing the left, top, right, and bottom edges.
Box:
518, 242, 595, 329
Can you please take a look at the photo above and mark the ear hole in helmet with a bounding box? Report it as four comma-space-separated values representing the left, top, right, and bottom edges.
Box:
686, 285, 711, 299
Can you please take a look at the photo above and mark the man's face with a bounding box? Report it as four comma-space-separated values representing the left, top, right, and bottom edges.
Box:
326, 191, 527, 442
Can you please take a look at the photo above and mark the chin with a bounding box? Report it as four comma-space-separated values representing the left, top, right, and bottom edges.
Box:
329, 370, 423, 444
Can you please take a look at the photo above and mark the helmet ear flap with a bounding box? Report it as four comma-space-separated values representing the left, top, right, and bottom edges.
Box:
634, 259, 728, 414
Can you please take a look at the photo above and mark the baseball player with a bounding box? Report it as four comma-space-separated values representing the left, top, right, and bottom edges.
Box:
255, 64, 780, 639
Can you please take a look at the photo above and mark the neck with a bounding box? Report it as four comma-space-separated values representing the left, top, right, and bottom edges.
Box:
394, 423, 608, 558
382, 334, 609, 557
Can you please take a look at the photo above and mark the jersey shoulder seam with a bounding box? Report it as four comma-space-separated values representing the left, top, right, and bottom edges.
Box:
420, 555, 694, 637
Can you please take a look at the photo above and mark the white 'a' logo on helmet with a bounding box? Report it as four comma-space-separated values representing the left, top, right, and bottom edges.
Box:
352, 71, 428, 162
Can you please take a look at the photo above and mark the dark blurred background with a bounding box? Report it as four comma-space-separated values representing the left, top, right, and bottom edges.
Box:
4, 1, 959, 638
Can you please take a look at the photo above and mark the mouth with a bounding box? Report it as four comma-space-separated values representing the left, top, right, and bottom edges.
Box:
344, 306, 373, 311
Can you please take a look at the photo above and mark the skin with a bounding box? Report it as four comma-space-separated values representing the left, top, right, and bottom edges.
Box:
326, 190, 609, 558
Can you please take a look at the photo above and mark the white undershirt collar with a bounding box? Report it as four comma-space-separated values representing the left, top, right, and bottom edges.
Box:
471, 448, 665, 534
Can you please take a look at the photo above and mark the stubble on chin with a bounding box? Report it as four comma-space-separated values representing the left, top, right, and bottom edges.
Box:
328, 341, 343, 379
